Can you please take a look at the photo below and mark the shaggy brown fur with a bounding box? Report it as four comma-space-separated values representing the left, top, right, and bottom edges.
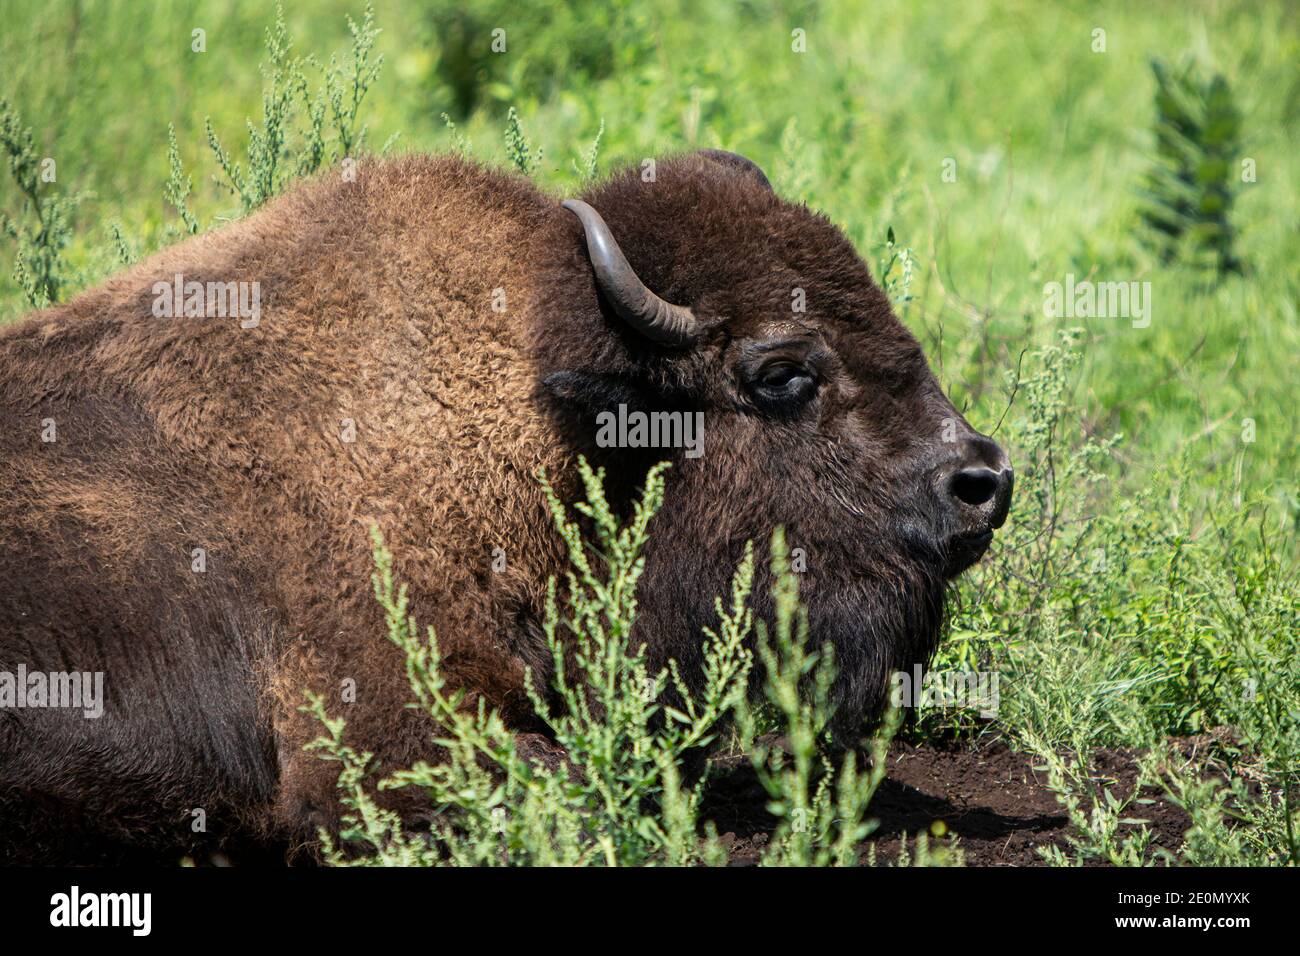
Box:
0, 152, 1008, 863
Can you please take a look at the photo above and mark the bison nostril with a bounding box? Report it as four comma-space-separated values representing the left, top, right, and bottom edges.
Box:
949, 467, 1001, 507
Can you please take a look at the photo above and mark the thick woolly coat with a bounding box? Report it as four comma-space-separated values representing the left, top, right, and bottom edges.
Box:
0, 153, 981, 862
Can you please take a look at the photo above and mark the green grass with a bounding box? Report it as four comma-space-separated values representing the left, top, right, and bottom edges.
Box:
3, 0, 1297, 865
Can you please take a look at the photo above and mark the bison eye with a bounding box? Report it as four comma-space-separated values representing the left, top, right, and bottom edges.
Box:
751, 362, 817, 407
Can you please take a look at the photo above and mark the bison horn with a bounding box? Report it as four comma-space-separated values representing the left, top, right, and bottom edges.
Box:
562, 199, 700, 347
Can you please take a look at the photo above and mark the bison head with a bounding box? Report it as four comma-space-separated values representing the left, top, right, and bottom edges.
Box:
532, 150, 1012, 737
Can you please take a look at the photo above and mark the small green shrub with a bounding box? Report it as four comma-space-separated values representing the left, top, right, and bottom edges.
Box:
875, 226, 918, 312
942, 330, 1297, 864
0, 98, 81, 307
173, 3, 383, 225
306, 460, 917, 866
1138, 58, 1244, 277
502, 107, 542, 176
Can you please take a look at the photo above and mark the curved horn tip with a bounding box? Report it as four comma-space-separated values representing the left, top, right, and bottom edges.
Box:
562, 198, 700, 348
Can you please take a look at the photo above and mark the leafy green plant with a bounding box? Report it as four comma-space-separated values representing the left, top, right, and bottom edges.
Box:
0, 98, 81, 307
943, 331, 1297, 865
308, 461, 753, 865
933, 331, 1125, 739
174, 3, 383, 223
164, 124, 200, 237
573, 119, 605, 181
1137, 58, 1244, 277
876, 227, 918, 311
439, 113, 472, 155
734, 529, 913, 866
1027, 738, 1160, 867
503, 107, 542, 176
320, 4, 384, 162
307, 461, 923, 866
1179, 512, 1300, 863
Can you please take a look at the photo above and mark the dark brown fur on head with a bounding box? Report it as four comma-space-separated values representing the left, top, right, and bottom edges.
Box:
534, 153, 1002, 737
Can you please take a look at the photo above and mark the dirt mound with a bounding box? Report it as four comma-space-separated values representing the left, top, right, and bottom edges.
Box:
703, 737, 1202, 866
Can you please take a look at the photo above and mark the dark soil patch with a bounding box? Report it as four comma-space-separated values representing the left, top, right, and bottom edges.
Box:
702, 735, 1230, 866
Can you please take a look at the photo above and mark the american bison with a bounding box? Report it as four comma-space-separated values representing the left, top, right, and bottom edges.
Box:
0, 150, 1011, 863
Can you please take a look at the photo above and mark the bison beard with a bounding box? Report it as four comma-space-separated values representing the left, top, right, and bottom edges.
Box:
634, 468, 949, 744
644, 546, 948, 742
0, 151, 1007, 863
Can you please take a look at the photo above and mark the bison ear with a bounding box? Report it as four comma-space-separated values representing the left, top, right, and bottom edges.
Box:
696, 149, 773, 191
542, 370, 658, 417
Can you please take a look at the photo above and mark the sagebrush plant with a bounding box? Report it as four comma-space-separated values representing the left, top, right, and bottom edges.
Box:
173, 2, 383, 224
0, 98, 81, 307
306, 460, 749, 865
875, 226, 918, 312
503, 107, 542, 176
572, 118, 605, 181
733, 531, 932, 866
1029, 736, 1160, 868
1169, 513, 1300, 864
923, 329, 1124, 740
164, 124, 200, 237
439, 112, 472, 156
306, 460, 921, 866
